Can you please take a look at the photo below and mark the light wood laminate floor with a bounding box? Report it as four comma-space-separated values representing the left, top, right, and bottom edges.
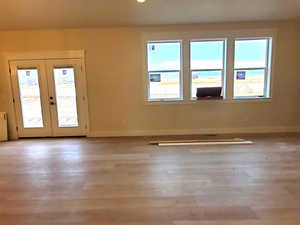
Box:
0, 134, 300, 225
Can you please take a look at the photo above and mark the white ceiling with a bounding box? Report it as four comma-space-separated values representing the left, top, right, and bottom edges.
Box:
0, 0, 300, 29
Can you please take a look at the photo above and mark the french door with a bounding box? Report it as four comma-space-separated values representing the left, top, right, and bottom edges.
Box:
10, 59, 88, 137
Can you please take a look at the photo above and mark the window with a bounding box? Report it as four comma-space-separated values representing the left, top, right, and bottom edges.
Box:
17, 69, 44, 128
145, 32, 274, 102
234, 38, 272, 98
190, 40, 226, 98
146, 41, 182, 100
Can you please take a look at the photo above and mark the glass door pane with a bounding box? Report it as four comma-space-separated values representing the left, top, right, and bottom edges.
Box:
53, 68, 79, 127
17, 69, 44, 128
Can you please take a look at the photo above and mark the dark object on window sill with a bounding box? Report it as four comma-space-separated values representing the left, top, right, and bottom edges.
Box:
197, 96, 223, 100
196, 87, 223, 100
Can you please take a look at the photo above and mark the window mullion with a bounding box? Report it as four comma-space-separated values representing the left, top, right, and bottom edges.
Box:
226, 37, 235, 99
191, 69, 223, 72
264, 38, 271, 97
234, 67, 266, 71
149, 70, 180, 73
222, 40, 226, 98
183, 39, 190, 101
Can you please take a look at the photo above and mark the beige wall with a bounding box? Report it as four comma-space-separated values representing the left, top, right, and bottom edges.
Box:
1, 20, 300, 138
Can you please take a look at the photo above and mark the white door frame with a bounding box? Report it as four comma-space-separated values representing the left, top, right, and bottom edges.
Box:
10, 60, 53, 137
3, 50, 90, 139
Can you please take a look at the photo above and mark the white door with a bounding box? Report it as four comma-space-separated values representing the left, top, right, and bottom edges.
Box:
10, 59, 88, 137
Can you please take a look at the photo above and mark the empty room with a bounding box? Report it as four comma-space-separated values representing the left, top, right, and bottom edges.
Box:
0, 0, 300, 224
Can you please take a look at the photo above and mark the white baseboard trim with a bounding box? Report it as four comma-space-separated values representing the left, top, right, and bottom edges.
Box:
88, 126, 300, 137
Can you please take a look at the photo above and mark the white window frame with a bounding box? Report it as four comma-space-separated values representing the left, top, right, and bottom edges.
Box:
146, 40, 183, 102
143, 29, 276, 104
233, 37, 273, 99
189, 38, 227, 100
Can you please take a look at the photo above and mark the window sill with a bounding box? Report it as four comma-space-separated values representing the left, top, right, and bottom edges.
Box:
232, 97, 272, 103
145, 97, 272, 105
189, 98, 272, 104
145, 99, 184, 105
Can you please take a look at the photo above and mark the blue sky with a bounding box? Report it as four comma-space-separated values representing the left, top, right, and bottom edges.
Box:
235, 39, 267, 68
148, 39, 268, 73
